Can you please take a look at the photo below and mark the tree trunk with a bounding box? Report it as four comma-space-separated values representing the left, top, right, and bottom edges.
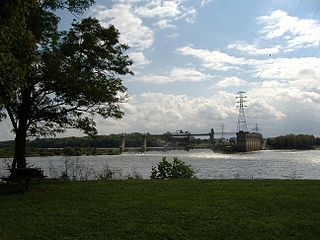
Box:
11, 87, 31, 169
12, 128, 27, 169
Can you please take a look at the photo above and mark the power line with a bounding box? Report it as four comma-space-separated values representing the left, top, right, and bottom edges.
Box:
276, 0, 304, 53
294, 0, 303, 16
283, 3, 320, 79
256, 0, 305, 81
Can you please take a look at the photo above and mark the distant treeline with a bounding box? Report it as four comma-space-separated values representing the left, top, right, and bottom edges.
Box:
0, 133, 209, 150
267, 134, 320, 150
0, 134, 167, 149
0, 134, 170, 157
2, 133, 319, 154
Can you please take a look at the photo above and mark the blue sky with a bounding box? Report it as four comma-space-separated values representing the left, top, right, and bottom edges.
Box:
2, 0, 320, 140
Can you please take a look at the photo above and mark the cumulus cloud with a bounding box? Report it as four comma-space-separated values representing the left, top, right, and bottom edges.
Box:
91, 4, 154, 50
177, 45, 320, 81
90, 0, 204, 71
257, 10, 320, 51
154, 19, 176, 29
177, 45, 246, 71
245, 81, 320, 135
251, 57, 320, 80
129, 52, 151, 68
134, 0, 182, 19
246, 99, 286, 121
136, 67, 212, 83
3, 85, 320, 139
227, 42, 280, 56
133, 0, 197, 26
94, 89, 312, 137
173, 39, 320, 135
217, 77, 254, 88
97, 91, 238, 134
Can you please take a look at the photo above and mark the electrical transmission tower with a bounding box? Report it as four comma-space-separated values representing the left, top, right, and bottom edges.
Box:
236, 91, 247, 132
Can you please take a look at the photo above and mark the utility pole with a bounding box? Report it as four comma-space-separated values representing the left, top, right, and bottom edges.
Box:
253, 123, 260, 133
236, 91, 248, 132
221, 123, 224, 139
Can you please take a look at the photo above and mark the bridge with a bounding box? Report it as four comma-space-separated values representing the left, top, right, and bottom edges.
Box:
119, 129, 237, 152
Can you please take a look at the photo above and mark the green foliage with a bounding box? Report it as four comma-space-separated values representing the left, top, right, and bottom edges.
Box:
0, 0, 133, 168
267, 134, 317, 150
151, 157, 195, 179
0, 148, 14, 158
63, 147, 78, 156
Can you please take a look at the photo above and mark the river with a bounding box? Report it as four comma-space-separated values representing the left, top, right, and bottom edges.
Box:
1, 149, 320, 180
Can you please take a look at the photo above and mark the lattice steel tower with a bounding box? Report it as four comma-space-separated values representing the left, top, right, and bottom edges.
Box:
236, 91, 247, 132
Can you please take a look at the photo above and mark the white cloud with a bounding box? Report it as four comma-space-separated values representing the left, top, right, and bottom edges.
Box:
201, 0, 213, 6
257, 10, 320, 51
91, 4, 154, 50
134, 0, 181, 19
246, 81, 320, 133
94, 89, 310, 136
0, 120, 15, 140
173, 42, 320, 135
154, 19, 176, 29
177, 45, 320, 81
3, 82, 320, 139
130, 52, 151, 68
217, 77, 253, 88
133, 0, 197, 24
114, 0, 144, 3
246, 99, 286, 121
177, 45, 246, 70
228, 42, 280, 56
176, 6, 197, 23
97, 91, 238, 134
165, 32, 179, 38
136, 67, 212, 83
251, 57, 320, 80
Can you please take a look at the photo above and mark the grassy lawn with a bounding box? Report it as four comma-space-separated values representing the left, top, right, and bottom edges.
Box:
1, 180, 320, 239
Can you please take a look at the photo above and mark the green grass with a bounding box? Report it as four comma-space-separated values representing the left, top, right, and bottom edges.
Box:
1, 180, 320, 239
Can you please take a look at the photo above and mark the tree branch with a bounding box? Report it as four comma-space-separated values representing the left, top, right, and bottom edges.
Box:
5, 106, 18, 131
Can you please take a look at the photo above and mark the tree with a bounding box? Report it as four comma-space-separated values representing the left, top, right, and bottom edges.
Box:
267, 134, 316, 149
0, 0, 133, 169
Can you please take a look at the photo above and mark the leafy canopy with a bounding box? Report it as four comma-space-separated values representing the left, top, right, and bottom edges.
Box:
0, 0, 133, 137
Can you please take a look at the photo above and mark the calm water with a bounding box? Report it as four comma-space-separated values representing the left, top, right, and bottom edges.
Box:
1, 149, 320, 179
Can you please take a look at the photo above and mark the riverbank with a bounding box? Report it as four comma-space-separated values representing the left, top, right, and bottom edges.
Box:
0, 147, 121, 158
1, 180, 320, 239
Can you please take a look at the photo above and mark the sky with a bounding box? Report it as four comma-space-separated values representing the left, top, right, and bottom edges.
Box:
2, 0, 320, 140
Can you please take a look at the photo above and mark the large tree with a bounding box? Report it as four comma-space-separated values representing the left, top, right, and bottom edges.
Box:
0, 0, 133, 169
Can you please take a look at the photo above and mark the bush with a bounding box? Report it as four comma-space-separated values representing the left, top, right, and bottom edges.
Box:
125, 170, 143, 180
97, 165, 115, 180
150, 157, 195, 179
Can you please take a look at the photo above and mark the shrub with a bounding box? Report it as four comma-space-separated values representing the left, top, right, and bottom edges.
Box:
125, 170, 143, 180
150, 157, 195, 179
97, 165, 114, 180
58, 157, 96, 180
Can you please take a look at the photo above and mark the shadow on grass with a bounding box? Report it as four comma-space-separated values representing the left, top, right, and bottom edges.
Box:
0, 182, 27, 195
